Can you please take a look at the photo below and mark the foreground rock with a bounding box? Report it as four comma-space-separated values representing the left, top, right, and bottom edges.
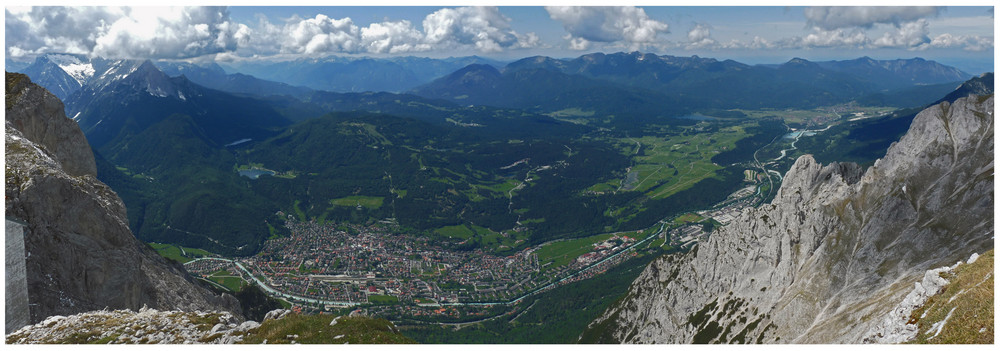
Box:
5, 72, 240, 328
6, 307, 257, 344
865, 250, 993, 343
6, 307, 415, 344
583, 94, 993, 343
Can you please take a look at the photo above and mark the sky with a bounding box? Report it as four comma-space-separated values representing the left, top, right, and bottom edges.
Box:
4, 3, 996, 73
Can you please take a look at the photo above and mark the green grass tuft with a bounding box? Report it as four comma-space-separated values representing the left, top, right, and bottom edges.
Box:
908, 250, 993, 344
239, 314, 414, 344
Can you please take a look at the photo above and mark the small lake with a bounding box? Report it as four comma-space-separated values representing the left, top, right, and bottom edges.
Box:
784, 131, 817, 139
238, 169, 275, 179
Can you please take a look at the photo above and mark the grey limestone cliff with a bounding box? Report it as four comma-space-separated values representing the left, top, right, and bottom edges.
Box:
6, 72, 95, 177
584, 94, 993, 343
5, 72, 241, 330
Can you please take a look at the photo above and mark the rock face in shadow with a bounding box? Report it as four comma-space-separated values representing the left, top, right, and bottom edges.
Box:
5, 72, 241, 328
583, 94, 993, 343
5, 72, 95, 177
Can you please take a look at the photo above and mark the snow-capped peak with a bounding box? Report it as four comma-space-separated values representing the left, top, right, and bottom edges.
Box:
48, 54, 94, 86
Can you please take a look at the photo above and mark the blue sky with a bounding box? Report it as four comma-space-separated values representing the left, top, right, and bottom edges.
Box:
5, 5, 995, 73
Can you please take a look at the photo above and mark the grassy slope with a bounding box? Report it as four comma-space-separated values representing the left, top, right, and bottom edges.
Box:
240, 314, 415, 344
908, 250, 993, 344
535, 234, 613, 270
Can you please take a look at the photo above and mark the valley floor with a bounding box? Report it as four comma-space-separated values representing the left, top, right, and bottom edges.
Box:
180, 169, 771, 323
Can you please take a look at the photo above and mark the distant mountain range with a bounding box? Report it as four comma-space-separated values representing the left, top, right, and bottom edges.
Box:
17, 53, 92, 101
218, 55, 508, 93
63, 58, 291, 151
764, 56, 970, 87
412, 52, 971, 115
12, 52, 970, 118
154, 60, 314, 99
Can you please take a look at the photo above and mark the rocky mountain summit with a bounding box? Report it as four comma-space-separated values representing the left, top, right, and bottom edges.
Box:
583, 93, 993, 343
7, 307, 415, 344
6, 306, 259, 344
6, 72, 95, 177
5, 72, 241, 329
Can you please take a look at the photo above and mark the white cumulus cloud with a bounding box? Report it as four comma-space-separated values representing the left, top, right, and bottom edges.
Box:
685, 23, 717, 49
245, 6, 537, 55
800, 28, 869, 48
361, 20, 428, 54
7, 6, 540, 60
920, 33, 994, 51
774, 6, 990, 51
281, 14, 360, 54
422, 7, 528, 53
5, 6, 247, 59
872, 19, 930, 48
566, 35, 591, 51
545, 6, 668, 49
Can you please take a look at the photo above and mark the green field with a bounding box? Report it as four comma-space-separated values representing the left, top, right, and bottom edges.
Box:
207, 269, 248, 292
277, 299, 292, 309
367, 295, 400, 304
471, 179, 522, 198
113, 165, 153, 180
535, 234, 614, 270
673, 213, 704, 224
435, 225, 477, 239
434, 224, 500, 240
330, 196, 384, 209
433, 224, 520, 253
293, 200, 307, 221
149, 243, 216, 263
547, 107, 596, 118
638, 130, 739, 199
590, 124, 748, 202
646, 237, 667, 249
734, 106, 895, 126
344, 122, 392, 146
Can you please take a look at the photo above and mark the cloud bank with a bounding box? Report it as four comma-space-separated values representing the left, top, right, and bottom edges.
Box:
222, 6, 539, 56
545, 6, 669, 50
5, 6, 992, 60
676, 6, 991, 52
6, 6, 249, 59
804, 6, 942, 30
6, 6, 539, 59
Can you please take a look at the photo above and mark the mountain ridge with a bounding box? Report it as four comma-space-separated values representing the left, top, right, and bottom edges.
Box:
411, 52, 970, 116
582, 92, 993, 343
65, 59, 291, 151
5, 72, 242, 330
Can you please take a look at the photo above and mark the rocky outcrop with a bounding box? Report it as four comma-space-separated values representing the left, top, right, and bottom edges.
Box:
6, 306, 416, 344
6, 72, 95, 177
5, 72, 241, 328
863, 252, 979, 343
584, 94, 993, 343
935, 72, 993, 105
6, 307, 259, 344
